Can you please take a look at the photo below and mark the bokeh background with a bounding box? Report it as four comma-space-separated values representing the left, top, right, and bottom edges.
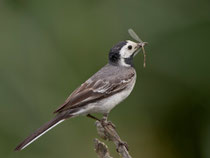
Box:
0, 0, 210, 157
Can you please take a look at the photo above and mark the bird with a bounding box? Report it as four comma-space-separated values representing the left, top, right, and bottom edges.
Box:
14, 39, 146, 151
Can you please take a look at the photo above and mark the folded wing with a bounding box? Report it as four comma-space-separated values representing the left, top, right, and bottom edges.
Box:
54, 73, 134, 114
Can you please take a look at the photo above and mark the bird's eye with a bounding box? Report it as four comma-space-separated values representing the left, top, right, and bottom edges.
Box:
128, 45, 132, 50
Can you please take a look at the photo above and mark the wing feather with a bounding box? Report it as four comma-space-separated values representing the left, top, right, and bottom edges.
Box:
54, 73, 135, 114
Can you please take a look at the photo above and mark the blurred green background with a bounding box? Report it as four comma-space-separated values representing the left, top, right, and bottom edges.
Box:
0, 0, 210, 157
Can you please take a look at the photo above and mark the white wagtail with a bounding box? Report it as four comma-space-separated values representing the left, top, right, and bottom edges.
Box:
15, 39, 147, 151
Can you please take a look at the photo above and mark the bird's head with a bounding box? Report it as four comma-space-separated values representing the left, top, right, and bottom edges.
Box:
109, 40, 145, 67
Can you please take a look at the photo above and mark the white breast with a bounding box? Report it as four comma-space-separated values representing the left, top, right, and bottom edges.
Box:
87, 74, 136, 114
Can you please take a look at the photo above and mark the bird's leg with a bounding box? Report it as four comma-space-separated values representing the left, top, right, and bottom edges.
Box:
100, 114, 129, 150
87, 114, 100, 121
101, 113, 116, 129
102, 113, 109, 122
102, 114, 128, 150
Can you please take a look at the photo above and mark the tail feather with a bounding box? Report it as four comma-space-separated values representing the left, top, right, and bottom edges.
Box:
14, 115, 65, 151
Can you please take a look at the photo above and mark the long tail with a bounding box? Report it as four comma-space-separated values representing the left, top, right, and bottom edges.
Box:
14, 114, 67, 151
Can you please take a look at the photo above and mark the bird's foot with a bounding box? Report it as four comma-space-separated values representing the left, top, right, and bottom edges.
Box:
101, 119, 116, 129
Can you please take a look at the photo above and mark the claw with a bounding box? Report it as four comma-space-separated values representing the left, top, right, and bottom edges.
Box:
107, 121, 116, 129
101, 119, 116, 129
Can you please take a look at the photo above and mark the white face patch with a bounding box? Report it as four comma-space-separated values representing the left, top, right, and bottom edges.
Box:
119, 40, 139, 58
119, 40, 139, 67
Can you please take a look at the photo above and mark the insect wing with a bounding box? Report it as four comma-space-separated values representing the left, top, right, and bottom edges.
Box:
128, 28, 142, 43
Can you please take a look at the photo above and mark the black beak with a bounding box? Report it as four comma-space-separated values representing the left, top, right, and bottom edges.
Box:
133, 42, 148, 56
138, 42, 148, 48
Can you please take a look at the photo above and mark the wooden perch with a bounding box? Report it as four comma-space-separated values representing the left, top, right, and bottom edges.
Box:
94, 138, 113, 158
94, 120, 132, 158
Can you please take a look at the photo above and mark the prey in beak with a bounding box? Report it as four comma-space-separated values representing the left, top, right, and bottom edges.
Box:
128, 29, 148, 67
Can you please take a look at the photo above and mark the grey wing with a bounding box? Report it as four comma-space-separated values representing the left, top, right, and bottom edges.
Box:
53, 75, 134, 114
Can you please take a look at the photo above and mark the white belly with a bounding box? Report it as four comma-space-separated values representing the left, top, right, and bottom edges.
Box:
95, 84, 135, 113
74, 74, 136, 115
